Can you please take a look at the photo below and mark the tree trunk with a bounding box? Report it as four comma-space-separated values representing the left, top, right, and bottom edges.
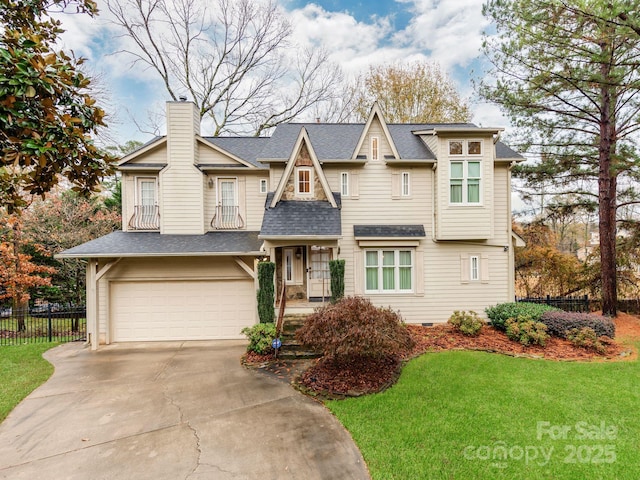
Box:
598, 58, 617, 317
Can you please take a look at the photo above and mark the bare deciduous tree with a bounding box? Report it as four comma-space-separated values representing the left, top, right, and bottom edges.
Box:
106, 0, 350, 135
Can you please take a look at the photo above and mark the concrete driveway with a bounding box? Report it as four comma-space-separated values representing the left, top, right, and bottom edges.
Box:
0, 341, 369, 480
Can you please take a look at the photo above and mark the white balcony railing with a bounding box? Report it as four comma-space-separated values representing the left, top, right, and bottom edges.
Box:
128, 205, 160, 230
211, 205, 244, 230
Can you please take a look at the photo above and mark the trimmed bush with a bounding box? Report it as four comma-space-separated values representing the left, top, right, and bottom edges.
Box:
485, 302, 559, 331
257, 262, 275, 324
329, 259, 345, 303
241, 322, 276, 354
539, 311, 615, 339
505, 316, 549, 346
566, 327, 607, 354
448, 310, 483, 336
295, 296, 415, 359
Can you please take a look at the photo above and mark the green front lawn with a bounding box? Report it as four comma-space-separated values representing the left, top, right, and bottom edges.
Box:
327, 350, 640, 479
0, 343, 57, 423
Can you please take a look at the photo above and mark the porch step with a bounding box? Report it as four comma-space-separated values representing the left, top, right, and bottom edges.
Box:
276, 314, 322, 360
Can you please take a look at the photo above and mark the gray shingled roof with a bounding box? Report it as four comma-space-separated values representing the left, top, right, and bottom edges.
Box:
353, 225, 426, 238
258, 123, 364, 161
260, 193, 342, 237
119, 124, 521, 167
259, 123, 497, 162
202, 136, 270, 168
387, 124, 436, 159
57, 231, 263, 258
495, 141, 523, 160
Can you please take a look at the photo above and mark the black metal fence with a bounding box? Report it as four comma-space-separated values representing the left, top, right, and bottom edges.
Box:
0, 305, 86, 346
516, 295, 590, 312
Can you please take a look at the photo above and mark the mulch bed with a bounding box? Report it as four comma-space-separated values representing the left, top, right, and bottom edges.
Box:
244, 314, 640, 399
297, 355, 402, 399
404, 324, 630, 361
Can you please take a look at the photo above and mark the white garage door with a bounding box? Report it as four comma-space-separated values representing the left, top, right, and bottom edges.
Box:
111, 280, 255, 341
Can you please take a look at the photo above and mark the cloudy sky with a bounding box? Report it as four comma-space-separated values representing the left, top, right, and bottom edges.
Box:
53, 0, 506, 145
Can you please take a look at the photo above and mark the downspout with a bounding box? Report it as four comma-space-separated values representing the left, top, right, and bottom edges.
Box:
507, 160, 517, 301
431, 163, 437, 242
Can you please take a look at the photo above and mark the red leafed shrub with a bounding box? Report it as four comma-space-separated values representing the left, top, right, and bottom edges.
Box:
539, 311, 615, 339
295, 296, 415, 359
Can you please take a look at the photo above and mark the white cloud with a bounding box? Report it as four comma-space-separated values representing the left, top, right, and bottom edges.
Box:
393, 0, 489, 70
49, 0, 507, 144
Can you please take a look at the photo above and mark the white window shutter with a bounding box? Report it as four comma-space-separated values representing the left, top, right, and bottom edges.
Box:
391, 172, 400, 199
351, 172, 359, 199
460, 254, 470, 283
481, 253, 490, 283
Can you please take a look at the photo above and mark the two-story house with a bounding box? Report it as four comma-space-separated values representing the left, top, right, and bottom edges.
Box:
59, 100, 524, 349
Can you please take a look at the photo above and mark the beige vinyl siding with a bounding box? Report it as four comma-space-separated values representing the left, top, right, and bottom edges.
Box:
96, 256, 257, 343
421, 134, 438, 156
435, 137, 493, 240
423, 243, 510, 322
124, 144, 167, 164
324, 154, 431, 323
161, 102, 204, 234
323, 134, 513, 324
245, 175, 267, 230
122, 174, 134, 232
493, 164, 510, 241
270, 164, 285, 190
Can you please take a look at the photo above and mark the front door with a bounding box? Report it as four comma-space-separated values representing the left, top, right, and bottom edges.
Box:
307, 246, 331, 300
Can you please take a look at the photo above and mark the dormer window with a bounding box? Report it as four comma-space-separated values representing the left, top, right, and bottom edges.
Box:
371, 136, 379, 161
341, 172, 349, 197
296, 167, 313, 195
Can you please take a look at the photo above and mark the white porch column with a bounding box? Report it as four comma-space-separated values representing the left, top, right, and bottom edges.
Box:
86, 259, 98, 351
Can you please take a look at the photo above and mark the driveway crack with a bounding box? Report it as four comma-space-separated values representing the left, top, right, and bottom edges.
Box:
155, 349, 203, 479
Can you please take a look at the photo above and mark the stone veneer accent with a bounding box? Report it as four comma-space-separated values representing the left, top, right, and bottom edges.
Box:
282, 143, 328, 202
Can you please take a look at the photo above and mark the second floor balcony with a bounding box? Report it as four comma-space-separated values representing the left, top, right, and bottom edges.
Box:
129, 205, 160, 231
211, 205, 245, 230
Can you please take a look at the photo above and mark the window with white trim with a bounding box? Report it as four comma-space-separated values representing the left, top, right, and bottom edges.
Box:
450, 161, 481, 204
468, 141, 482, 155
283, 248, 303, 285
341, 172, 349, 196
284, 248, 295, 284
137, 177, 157, 207
296, 167, 313, 195
259, 178, 268, 194
470, 255, 479, 281
365, 249, 413, 293
401, 172, 410, 197
371, 136, 379, 161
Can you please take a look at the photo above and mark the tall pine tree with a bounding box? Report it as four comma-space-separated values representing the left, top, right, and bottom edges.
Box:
480, 0, 640, 316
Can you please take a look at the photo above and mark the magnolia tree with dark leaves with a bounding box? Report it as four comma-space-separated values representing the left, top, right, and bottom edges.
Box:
0, 0, 115, 212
